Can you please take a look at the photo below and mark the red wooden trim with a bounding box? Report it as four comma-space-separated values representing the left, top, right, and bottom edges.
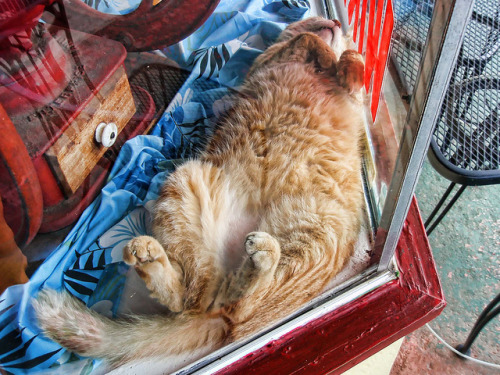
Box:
215, 197, 444, 374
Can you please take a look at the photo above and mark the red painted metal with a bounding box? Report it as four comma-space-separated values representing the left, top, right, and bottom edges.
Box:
0, 0, 220, 245
215, 198, 445, 375
1, 22, 156, 239
0, 27, 72, 112
32, 157, 65, 207
0, 0, 56, 40
43, 0, 221, 52
0, 104, 43, 247
345, 0, 394, 121
0, 24, 129, 241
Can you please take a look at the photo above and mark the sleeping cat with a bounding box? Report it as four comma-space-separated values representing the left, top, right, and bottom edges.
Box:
34, 16, 366, 367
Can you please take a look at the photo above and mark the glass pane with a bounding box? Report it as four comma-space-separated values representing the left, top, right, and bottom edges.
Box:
0, 1, 378, 373
1, 0, 467, 372
376, 0, 475, 269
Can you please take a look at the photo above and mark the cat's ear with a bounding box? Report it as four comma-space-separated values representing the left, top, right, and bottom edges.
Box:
336, 50, 364, 94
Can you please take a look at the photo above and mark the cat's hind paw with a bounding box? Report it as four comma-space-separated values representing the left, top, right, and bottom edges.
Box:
123, 236, 166, 266
221, 233, 281, 320
123, 236, 185, 312
245, 232, 280, 272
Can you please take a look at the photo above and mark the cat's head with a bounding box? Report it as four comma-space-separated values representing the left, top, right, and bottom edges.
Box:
277, 17, 349, 61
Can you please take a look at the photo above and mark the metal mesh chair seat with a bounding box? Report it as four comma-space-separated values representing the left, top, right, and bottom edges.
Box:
428, 1, 500, 185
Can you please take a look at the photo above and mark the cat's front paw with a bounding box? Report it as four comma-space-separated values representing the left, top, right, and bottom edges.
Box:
123, 236, 166, 266
245, 232, 280, 272
337, 50, 364, 94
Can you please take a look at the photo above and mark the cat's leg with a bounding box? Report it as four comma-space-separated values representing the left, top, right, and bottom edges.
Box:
123, 236, 184, 312
219, 231, 280, 322
336, 50, 364, 93
248, 32, 337, 76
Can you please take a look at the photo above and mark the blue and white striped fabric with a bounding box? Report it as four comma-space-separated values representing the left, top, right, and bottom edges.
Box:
0, 1, 309, 373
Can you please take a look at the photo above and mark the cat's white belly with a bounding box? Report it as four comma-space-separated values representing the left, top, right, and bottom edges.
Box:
220, 208, 259, 273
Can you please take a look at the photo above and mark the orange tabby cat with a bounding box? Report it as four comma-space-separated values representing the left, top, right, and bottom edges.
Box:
34, 17, 365, 367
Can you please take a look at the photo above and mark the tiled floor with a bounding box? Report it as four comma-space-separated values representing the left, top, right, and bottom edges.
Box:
345, 339, 404, 375
390, 160, 500, 374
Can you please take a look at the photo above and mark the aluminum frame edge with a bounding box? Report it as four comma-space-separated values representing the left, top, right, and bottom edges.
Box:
377, 0, 476, 270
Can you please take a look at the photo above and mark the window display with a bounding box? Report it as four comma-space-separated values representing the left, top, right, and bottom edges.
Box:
0, 0, 474, 373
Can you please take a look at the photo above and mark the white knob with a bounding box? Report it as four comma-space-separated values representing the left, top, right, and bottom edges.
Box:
95, 122, 118, 147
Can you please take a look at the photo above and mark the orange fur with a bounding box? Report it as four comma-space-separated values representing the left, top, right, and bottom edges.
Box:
34, 17, 365, 367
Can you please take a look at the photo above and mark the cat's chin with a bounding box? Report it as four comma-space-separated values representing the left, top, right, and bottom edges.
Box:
316, 27, 334, 46
330, 26, 350, 61
331, 24, 343, 48
310, 21, 348, 62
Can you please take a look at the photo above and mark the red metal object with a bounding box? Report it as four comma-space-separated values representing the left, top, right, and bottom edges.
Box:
0, 104, 43, 246
2, 25, 127, 161
0, 28, 72, 113
0, 22, 156, 242
43, 0, 221, 52
215, 198, 445, 374
0, 1, 70, 121
0, 24, 128, 243
0, 0, 220, 247
346, 0, 394, 121
0, 0, 55, 40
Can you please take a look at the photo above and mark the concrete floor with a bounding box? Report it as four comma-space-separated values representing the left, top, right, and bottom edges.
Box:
390, 159, 500, 374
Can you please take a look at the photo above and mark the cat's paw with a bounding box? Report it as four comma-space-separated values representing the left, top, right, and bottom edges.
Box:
337, 50, 364, 93
245, 232, 280, 272
123, 236, 185, 312
295, 33, 336, 69
123, 236, 166, 266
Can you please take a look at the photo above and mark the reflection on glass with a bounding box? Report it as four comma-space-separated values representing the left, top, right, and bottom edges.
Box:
0, 1, 378, 373
0, 0, 437, 372
336, 0, 403, 228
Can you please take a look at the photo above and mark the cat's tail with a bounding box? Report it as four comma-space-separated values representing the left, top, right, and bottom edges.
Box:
33, 289, 229, 366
